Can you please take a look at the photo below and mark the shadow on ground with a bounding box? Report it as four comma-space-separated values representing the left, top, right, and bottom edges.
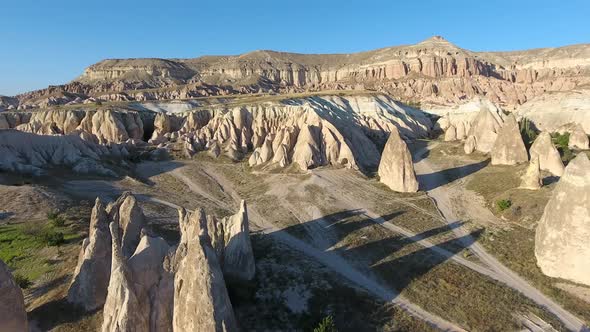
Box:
417, 159, 490, 191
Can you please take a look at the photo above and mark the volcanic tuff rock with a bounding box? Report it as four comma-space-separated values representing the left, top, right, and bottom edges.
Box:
529, 132, 565, 176
535, 153, 590, 286
0, 259, 28, 332
68, 198, 113, 311
464, 107, 504, 153
515, 89, 590, 134
520, 156, 542, 190
378, 128, 419, 193
221, 200, 256, 283
112, 193, 147, 258
464, 135, 477, 154
171, 208, 238, 331
0, 129, 117, 176
491, 114, 528, 165
443, 125, 457, 141
102, 221, 149, 332
147, 95, 431, 171
11, 37, 590, 108
568, 123, 589, 150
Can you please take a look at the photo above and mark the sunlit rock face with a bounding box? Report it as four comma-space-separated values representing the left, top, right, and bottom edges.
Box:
535, 154, 590, 286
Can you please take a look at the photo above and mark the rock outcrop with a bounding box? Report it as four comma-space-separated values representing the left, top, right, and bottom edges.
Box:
171, 208, 238, 331
465, 107, 503, 153
101, 222, 149, 332
113, 193, 147, 258
535, 154, 590, 286
568, 123, 589, 150
0, 129, 117, 176
443, 125, 457, 141
378, 128, 419, 192
0, 259, 28, 332
464, 135, 477, 154
68, 198, 112, 311
491, 114, 528, 165
221, 200, 256, 283
529, 132, 565, 176
520, 156, 542, 190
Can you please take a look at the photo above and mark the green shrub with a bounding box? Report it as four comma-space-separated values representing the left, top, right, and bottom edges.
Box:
41, 230, 65, 246
14, 274, 32, 289
47, 211, 66, 227
313, 316, 337, 332
496, 199, 512, 212
519, 118, 538, 148
551, 132, 570, 149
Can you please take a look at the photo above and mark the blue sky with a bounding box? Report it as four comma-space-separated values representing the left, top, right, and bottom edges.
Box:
2, 0, 589, 96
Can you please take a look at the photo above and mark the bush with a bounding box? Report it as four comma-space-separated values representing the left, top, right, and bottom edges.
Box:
519, 118, 538, 148
47, 211, 65, 227
313, 316, 337, 332
41, 230, 65, 246
496, 199, 512, 212
13, 274, 32, 289
551, 132, 570, 149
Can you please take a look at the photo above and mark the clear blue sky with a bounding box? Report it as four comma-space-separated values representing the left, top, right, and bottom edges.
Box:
2, 0, 589, 96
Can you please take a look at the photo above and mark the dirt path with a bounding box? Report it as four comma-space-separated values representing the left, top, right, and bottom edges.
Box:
184, 163, 467, 332
413, 142, 588, 332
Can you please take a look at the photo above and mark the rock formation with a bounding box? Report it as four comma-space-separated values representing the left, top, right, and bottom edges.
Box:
101, 222, 149, 332
529, 132, 565, 176
171, 208, 238, 331
128, 232, 174, 332
465, 107, 503, 153
0, 259, 28, 332
520, 156, 542, 190
221, 200, 256, 283
114, 193, 147, 258
378, 128, 419, 192
11, 37, 590, 109
443, 125, 457, 141
0, 129, 129, 176
67, 198, 112, 311
491, 114, 528, 165
568, 123, 589, 150
464, 135, 477, 154
535, 153, 590, 286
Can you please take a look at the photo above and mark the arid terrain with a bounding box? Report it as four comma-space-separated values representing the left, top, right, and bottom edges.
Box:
1, 36, 590, 332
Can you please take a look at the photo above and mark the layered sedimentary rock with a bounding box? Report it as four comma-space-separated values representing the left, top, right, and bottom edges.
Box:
101, 222, 149, 332
529, 132, 565, 176
377, 128, 419, 192
520, 156, 542, 190
535, 154, 590, 286
0, 259, 28, 332
11, 36, 590, 109
568, 124, 589, 150
67, 198, 112, 311
0, 129, 118, 176
491, 114, 528, 165
221, 200, 256, 282
171, 208, 238, 331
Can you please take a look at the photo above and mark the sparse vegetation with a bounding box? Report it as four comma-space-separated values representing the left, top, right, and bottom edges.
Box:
42, 230, 66, 246
13, 273, 32, 289
551, 132, 569, 149
313, 315, 337, 332
496, 199, 512, 211
519, 118, 538, 148
47, 211, 66, 227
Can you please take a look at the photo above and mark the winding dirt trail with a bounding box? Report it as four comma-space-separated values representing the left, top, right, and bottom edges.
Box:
413, 142, 588, 332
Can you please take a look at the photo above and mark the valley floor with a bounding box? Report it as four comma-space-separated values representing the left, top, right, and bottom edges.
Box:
1, 139, 589, 331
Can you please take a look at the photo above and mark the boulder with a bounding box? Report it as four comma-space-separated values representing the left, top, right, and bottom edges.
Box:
0, 259, 28, 332
519, 156, 542, 190
171, 208, 238, 331
67, 198, 112, 311
377, 128, 419, 192
568, 124, 589, 150
535, 154, 590, 286
529, 132, 565, 176
491, 114, 528, 165
101, 222, 149, 332
221, 200, 256, 282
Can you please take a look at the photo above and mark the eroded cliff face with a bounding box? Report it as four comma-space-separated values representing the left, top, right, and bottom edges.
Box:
10, 36, 590, 109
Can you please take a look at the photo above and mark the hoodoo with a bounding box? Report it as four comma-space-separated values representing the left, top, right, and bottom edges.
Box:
378, 128, 419, 192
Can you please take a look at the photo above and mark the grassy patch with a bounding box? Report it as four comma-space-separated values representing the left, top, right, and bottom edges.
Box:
496, 199, 512, 211
0, 222, 79, 282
